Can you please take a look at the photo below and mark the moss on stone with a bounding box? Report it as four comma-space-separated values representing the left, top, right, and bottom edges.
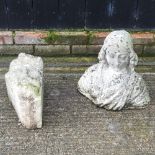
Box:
86, 30, 95, 45
23, 83, 41, 96
44, 31, 60, 43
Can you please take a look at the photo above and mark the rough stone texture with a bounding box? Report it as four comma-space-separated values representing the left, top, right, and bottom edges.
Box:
0, 55, 155, 154
133, 44, 144, 56
0, 45, 33, 55
35, 45, 70, 56
78, 30, 150, 111
132, 32, 155, 44
5, 53, 43, 129
72, 44, 144, 56
4, 31, 155, 46
15, 31, 47, 45
0, 31, 154, 57
0, 31, 13, 45
15, 31, 88, 45
143, 45, 155, 57
89, 32, 110, 45
0, 72, 155, 155
50, 32, 87, 45
89, 32, 155, 45
72, 45, 102, 55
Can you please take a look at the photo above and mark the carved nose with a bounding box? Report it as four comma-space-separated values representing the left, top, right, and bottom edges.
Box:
113, 59, 119, 67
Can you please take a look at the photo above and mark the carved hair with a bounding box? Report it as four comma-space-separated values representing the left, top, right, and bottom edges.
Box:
98, 30, 138, 71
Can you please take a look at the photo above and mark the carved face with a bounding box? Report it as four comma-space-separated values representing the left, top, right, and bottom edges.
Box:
106, 49, 130, 71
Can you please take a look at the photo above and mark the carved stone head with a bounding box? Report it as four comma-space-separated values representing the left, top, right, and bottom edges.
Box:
98, 30, 138, 72
78, 30, 150, 110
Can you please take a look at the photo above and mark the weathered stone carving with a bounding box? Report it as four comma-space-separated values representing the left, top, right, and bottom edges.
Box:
78, 30, 150, 111
5, 53, 43, 129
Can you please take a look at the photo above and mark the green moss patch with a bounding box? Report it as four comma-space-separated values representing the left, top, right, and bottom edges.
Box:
22, 83, 41, 96
44, 31, 60, 43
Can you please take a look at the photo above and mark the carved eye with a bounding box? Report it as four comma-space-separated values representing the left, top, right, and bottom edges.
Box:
119, 55, 128, 60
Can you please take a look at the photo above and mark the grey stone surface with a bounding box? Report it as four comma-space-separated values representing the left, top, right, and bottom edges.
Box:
144, 45, 155, 57
0, 55, 155, 154
72, 45, 102, 55
0, 70, 155, 154
0, 45, 33, 55
5, 53, 44, 129
78, 30, 150, 110
133, 44, 144, 56
35, 45, 70, 56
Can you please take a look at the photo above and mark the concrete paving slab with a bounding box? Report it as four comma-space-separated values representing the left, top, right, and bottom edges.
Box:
0, 73, 155, 155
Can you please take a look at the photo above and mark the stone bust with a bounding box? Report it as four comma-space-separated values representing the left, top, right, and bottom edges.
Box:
78, 30, 150, 111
